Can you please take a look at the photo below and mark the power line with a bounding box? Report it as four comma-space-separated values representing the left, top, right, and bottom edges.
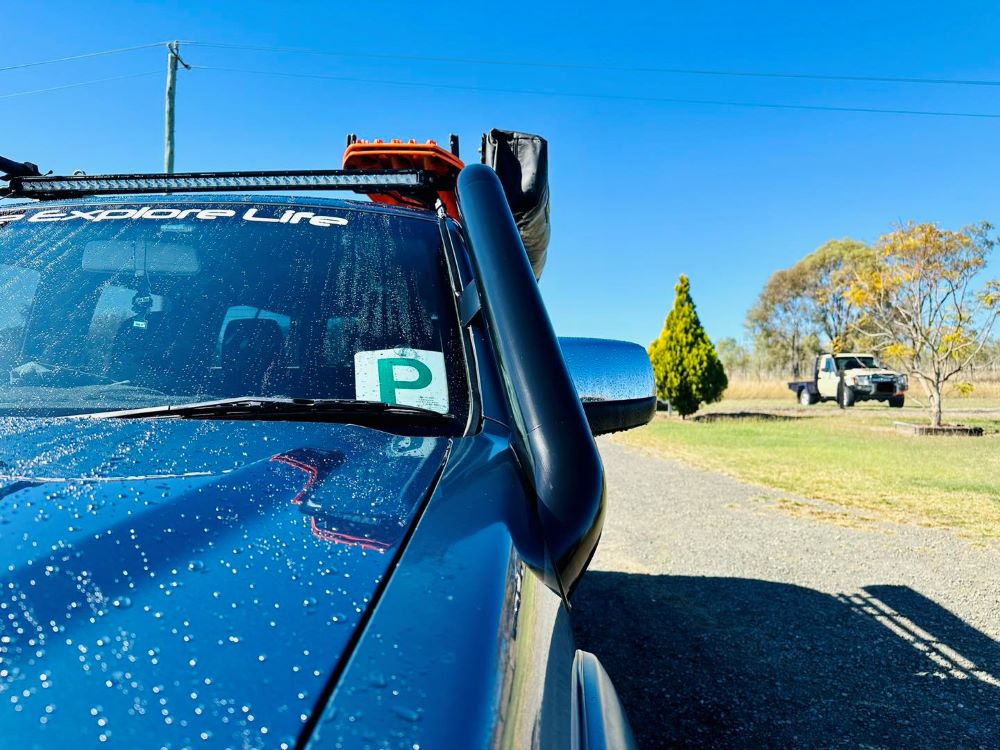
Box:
0, 70, 160, 99
183, 41, 1000, 89
0, 42, 168, 73
192, 65, 1000, 120
4, 39, 999, 91
5, 41, 999, 120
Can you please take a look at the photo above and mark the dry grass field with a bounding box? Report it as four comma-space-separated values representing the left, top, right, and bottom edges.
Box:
618, 381, 1000, 539
722, 377, 1000, 403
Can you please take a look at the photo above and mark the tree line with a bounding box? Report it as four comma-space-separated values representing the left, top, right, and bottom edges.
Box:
647, 221, 998, 425
717, 335, 1000, 382
737, 222, 999, 426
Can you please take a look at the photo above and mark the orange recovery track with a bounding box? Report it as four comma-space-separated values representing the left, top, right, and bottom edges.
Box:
342, 138, 463, 217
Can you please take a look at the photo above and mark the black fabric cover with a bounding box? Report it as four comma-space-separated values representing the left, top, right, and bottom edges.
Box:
481, 129, 550, 279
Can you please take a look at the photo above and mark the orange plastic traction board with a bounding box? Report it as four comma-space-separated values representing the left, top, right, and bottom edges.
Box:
342, 139, 464, 217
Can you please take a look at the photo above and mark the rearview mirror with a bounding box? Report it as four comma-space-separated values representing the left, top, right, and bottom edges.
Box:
558, 337, 657, 436
83, 240, 201, 274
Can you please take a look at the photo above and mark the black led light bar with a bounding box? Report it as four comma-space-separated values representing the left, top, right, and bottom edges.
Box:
2, 169, 438, 201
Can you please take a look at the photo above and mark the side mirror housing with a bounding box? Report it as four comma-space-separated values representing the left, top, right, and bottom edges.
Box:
559, 337, 657, 436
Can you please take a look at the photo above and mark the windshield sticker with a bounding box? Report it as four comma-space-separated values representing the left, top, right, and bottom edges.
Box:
0, 207, 348, 228
354, 348, 449, 414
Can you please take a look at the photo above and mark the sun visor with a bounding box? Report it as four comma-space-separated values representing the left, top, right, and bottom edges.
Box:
481, 129, 550, 279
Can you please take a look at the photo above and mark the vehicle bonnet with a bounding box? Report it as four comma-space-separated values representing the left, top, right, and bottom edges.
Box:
0, 416, 447, 748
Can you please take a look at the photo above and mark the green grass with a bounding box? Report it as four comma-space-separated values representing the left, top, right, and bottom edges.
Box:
617, 402, 1000, 539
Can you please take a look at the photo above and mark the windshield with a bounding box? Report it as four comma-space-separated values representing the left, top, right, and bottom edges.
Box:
835, 356, 878, 370
0, 201, 467, 425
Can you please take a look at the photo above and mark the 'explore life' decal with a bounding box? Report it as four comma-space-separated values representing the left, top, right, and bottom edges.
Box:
0, 206, 349, 228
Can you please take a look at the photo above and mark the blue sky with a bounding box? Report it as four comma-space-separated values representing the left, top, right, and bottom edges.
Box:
3, 2, 1000, 346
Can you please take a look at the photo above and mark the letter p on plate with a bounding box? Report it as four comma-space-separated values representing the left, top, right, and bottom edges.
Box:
354, 348, 449, 414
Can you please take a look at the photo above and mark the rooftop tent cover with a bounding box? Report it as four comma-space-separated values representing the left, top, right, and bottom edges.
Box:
481, 129, 551, 279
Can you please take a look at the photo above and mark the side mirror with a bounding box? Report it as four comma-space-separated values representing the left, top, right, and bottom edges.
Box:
559, 337, 657, 436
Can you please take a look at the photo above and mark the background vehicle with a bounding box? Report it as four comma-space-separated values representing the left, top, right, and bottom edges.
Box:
0, 137, 652, 749
789, 352, 907, 408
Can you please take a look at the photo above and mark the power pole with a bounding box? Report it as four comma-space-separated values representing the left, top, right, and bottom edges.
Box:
163, 41, 189, 173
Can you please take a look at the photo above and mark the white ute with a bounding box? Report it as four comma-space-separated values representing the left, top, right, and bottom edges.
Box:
789, 352, 908, 408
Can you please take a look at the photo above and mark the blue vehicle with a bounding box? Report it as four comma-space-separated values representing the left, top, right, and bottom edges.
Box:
0, 137, 655, 749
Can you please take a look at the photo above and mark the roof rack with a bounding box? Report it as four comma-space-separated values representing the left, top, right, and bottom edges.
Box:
0, 167, 446, 202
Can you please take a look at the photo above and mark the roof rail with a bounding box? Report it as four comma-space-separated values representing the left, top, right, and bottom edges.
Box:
1, 168, 445, 202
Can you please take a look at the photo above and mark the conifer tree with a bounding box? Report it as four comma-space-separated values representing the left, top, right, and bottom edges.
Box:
649, 275, 728, 417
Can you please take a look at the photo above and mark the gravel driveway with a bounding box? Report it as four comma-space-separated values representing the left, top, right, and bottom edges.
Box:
571, 439, 1000, 749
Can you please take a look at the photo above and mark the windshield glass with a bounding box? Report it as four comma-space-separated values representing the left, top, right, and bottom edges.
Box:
836, 356, 878, 370
0, 201, 467, 424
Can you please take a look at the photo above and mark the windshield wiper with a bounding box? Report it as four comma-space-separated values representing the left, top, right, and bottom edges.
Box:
83, 397, 454, 423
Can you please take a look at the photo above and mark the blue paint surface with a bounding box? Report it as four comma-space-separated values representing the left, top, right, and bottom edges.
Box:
0, 417, 446, 749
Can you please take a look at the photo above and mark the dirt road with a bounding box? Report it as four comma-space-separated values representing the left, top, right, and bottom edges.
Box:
571, 439, 1000, 749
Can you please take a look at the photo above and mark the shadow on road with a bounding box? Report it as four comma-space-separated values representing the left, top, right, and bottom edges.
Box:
572, 573, 1000, 749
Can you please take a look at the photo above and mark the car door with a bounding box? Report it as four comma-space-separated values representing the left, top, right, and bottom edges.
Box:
817, 355, 838, 398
